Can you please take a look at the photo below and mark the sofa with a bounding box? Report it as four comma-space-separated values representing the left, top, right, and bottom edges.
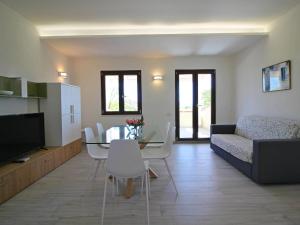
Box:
210, 115, 300, 184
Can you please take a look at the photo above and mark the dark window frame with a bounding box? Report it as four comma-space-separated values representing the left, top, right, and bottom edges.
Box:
101, 70, 142, 115
175, 69, 216, 141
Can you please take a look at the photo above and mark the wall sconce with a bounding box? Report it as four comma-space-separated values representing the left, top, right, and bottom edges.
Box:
58, 72, 68, 78
152, 75, 163, 80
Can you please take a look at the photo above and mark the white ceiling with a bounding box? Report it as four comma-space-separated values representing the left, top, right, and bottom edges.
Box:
43, 34, 264, 58
1, 0, 299, 57
1, 0, 299, 25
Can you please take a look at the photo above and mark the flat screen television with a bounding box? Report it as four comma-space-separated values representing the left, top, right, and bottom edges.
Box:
0, 113, 45, 164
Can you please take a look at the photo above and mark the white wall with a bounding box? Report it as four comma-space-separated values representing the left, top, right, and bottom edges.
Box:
234, 3, 300, 120
71, 56, 235, 130
0, 2, 70, 115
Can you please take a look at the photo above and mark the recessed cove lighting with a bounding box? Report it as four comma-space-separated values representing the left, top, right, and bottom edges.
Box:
37, 23, 269, 37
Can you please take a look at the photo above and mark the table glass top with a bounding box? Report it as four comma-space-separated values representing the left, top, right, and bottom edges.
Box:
85, 125, 164, 144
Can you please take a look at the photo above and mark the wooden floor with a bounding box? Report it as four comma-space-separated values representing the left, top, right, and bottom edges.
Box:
0, 144, 300, 225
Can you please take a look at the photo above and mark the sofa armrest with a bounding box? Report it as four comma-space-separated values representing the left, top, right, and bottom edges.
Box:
210, 124, 236, 136
252, 139, 300, 184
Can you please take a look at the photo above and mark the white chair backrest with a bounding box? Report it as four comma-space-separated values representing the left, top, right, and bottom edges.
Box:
107, 140, 145, 178
85, 127, 95, 142
96, 122, 105, 136
164, 122, 171, 142
84, 127, 102, 159
163, 125, 174, 155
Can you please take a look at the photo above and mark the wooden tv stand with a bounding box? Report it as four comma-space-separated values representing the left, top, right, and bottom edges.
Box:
0, 139, 81, 204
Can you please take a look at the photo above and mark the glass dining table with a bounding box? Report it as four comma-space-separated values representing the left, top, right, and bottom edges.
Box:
85, 125, 164, 146
84, 125, 164, 198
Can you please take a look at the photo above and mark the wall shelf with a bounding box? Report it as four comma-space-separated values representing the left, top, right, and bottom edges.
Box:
27, 82, 47, 98
0, 76, 47, 99
0, 76, 22, 97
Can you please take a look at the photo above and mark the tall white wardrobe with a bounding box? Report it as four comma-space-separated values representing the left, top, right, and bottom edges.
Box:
40, 83, 81, 147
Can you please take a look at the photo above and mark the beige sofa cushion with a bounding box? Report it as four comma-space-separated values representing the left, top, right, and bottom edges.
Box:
235, 115, 300, 140
211, 134, 253, 163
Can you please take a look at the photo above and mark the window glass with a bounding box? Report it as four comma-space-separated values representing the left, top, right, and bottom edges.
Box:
124, 75, 138, 112
105, 75, 119, 112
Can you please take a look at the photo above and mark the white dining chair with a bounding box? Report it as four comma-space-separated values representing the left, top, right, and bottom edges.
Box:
145, 122, 170, 148
84, 127, 108, 179
141, 126, 178, 196
96, 122, 110, 149
101, 140, 150, 225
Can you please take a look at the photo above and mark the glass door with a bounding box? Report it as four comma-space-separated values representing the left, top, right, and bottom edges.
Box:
175, 70, 216, 141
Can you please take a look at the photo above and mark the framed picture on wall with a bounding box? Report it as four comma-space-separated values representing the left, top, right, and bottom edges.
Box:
262, 60, 291, 92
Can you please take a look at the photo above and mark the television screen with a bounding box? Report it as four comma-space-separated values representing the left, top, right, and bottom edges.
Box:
0, 113, 45, 164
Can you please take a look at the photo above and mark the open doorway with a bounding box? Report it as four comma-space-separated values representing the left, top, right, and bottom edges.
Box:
175, 69, 216, 142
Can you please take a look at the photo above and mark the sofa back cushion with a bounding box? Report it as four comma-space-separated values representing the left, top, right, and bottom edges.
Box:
235, 115, 300, 140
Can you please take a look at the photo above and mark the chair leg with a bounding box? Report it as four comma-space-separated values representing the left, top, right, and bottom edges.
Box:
116, 178, 119, 195
141, 176, 144, 196
101, 174, 108, 225
112, 176, 115, 197
163, 159, 178, 196
147, 170, 151, 199
101, 160, 106, 169
145, 173, 150, 225
93, 160, 101, 180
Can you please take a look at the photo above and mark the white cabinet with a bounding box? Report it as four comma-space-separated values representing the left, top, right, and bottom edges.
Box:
40, 83, 81, 147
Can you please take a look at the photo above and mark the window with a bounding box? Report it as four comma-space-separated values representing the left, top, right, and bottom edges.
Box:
101, 70, 142, 115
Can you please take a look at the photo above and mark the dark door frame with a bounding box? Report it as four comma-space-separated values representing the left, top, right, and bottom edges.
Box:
175, 69, 216, 142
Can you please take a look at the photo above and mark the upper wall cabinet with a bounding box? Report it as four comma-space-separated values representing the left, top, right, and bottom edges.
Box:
0, 76, 47, 98
0, 76, 25, 97
27, 82, 47, 98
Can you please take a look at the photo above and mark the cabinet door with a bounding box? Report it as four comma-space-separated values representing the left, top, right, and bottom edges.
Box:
41, 153, 55, 174
72, 113, 82, 141
62, 113, 81, 145
72, 140, 82, 155
64, 143, 73, 160
61, 84, 72, 115
53, 148, 65, 167
72, 87, 81, 115
30, 159, 44, 183
0, 172, 17, 203
15, 164, 31, 192
62, 114, 72, 146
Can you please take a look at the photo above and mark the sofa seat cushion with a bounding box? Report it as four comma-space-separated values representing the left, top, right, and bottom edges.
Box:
211, 134, 253, 163
235, 115, 300, 140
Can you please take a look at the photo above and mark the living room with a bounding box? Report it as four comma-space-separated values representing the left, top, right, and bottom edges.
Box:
0, 0, 300, 225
